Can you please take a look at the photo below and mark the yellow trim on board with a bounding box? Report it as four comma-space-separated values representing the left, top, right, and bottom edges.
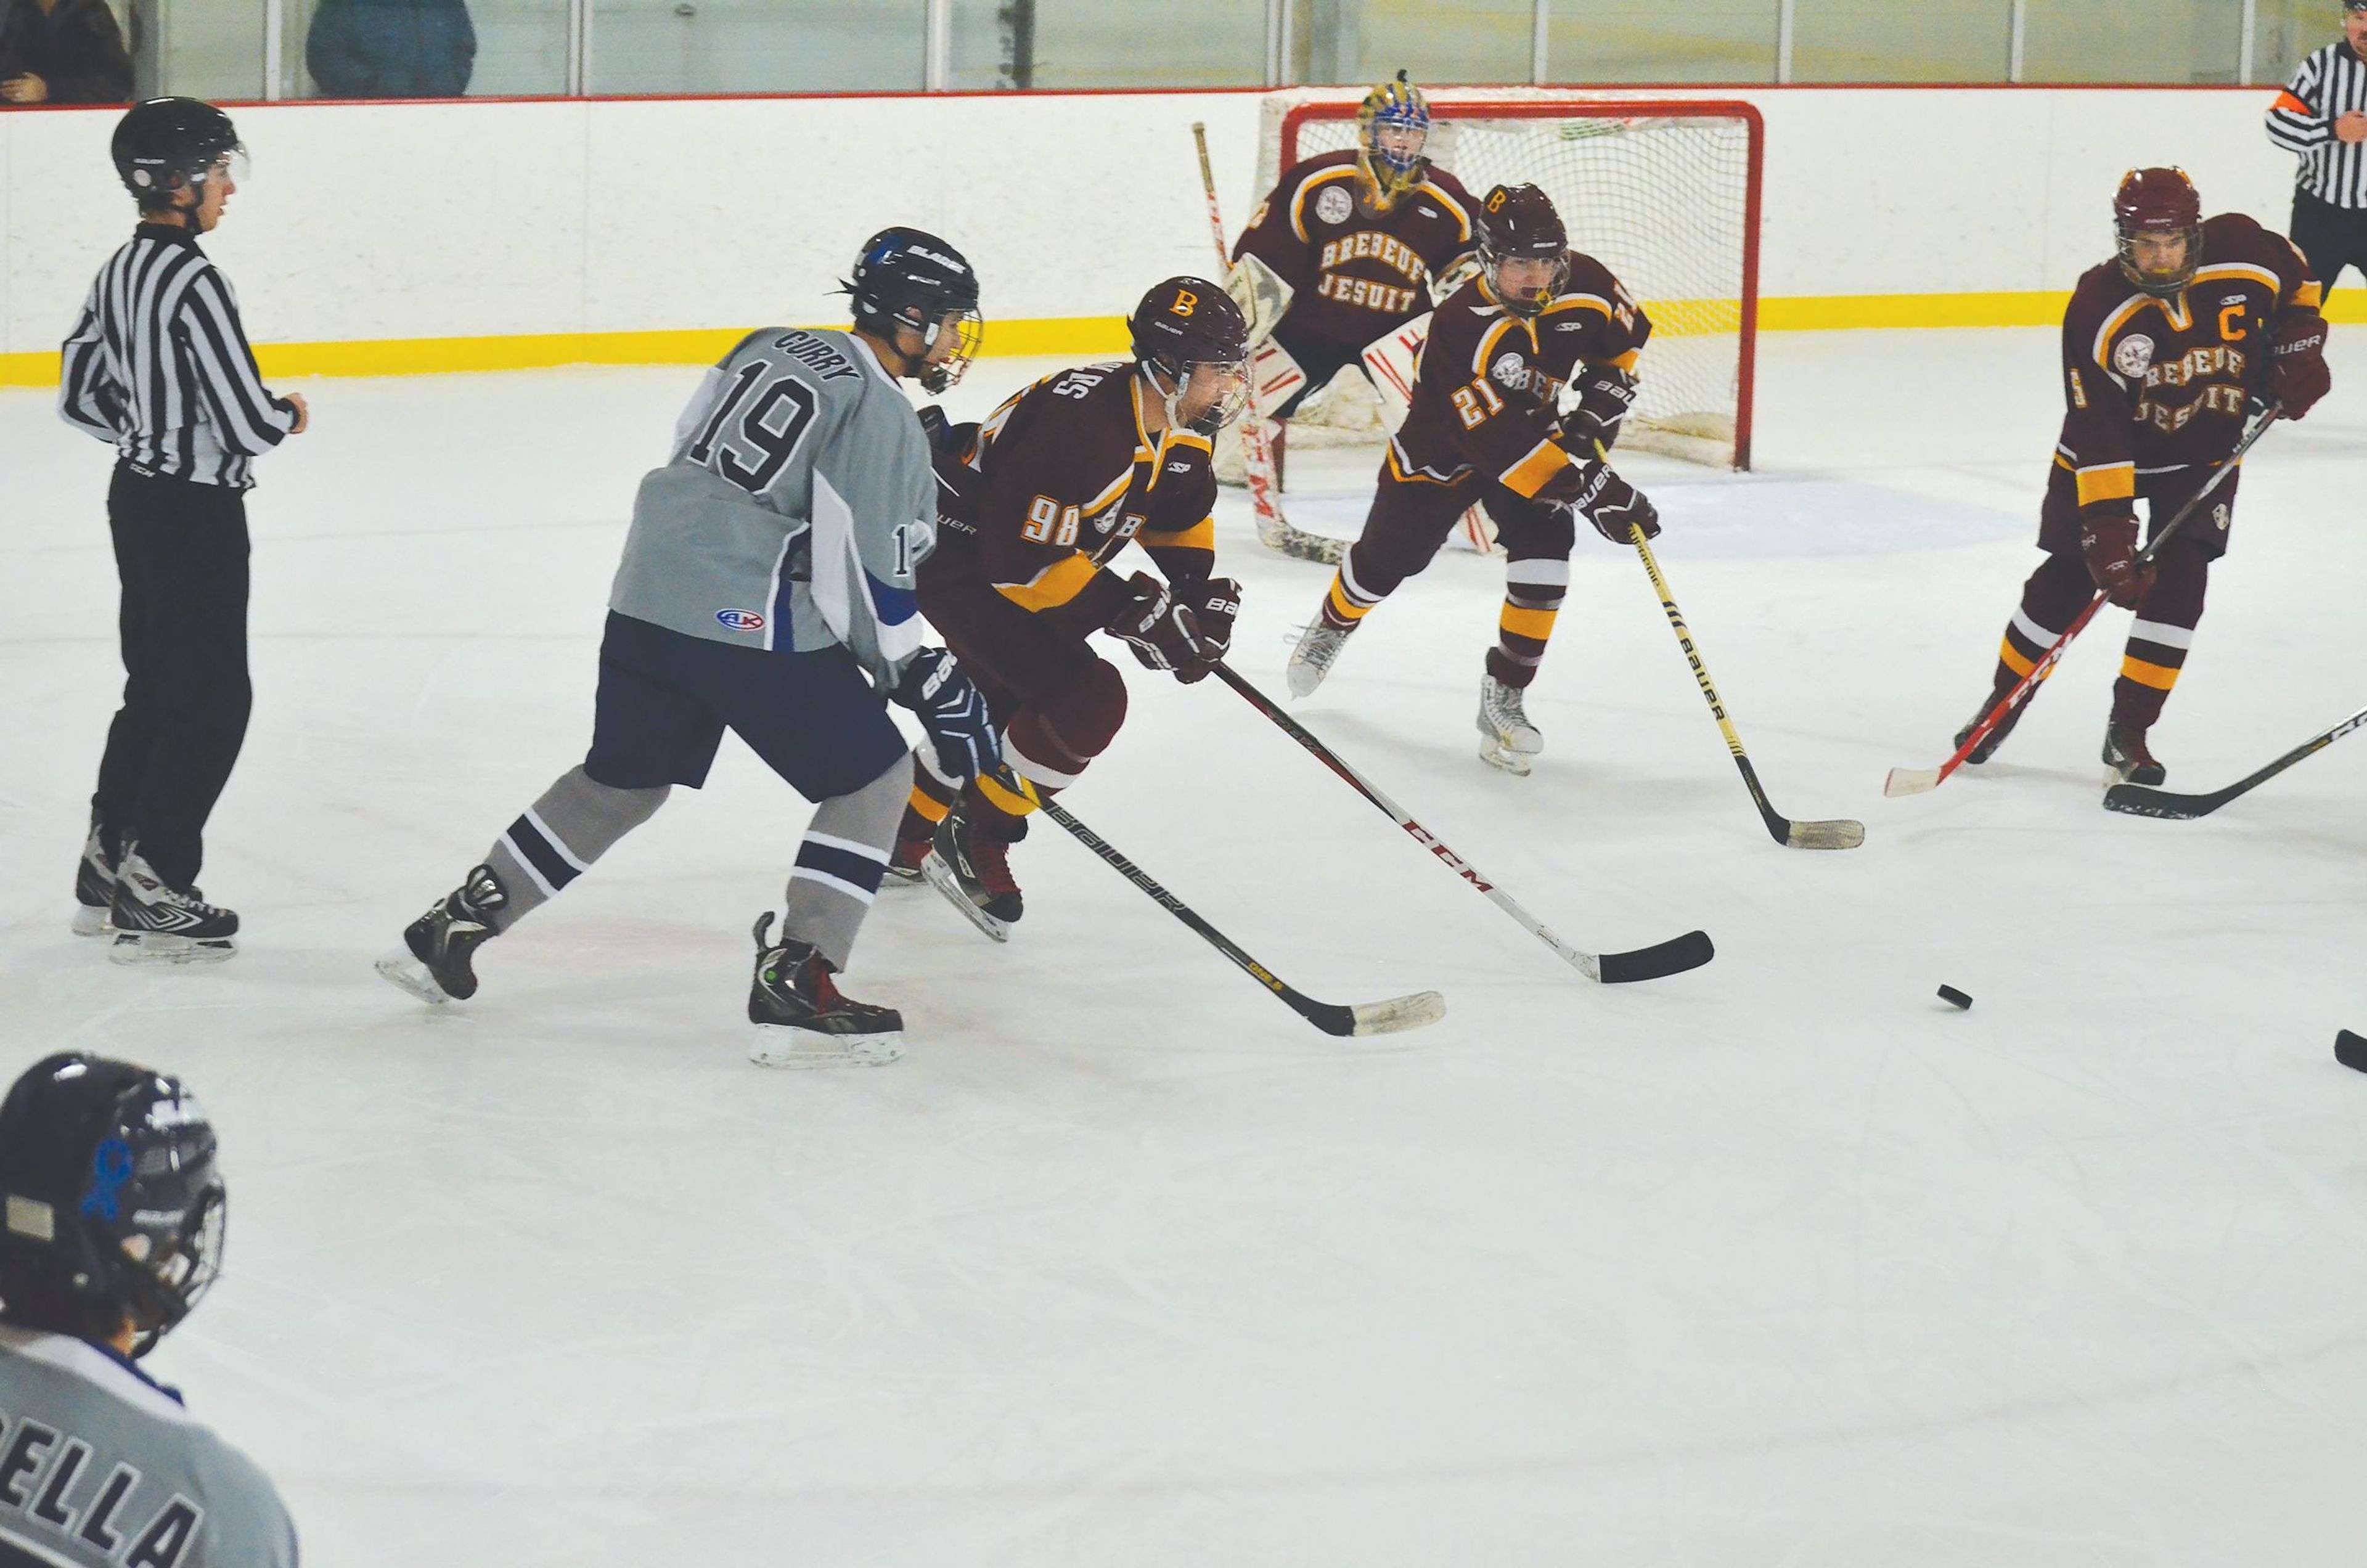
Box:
9, 292, 2366, 388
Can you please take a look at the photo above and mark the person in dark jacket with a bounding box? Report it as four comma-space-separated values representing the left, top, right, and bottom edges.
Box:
0, 0, 133, 105
306, 0, 475, 99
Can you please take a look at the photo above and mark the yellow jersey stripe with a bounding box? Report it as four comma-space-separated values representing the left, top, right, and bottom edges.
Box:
1139, 518, 1216, 552
1500, 437, 1574, 499
997, 554, 1103, 613
2074, 462, 2137, 507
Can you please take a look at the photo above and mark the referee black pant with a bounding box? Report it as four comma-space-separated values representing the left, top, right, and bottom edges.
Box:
92, 462, 251, 890
2291, 189, 2367, 298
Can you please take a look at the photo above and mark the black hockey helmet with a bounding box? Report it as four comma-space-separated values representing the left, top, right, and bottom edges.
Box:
1128, 276, 1249, 435
0, 1054, 224, 1358
1478, 183, 1569, 317
112, 97, 242, 214
844, 227, 983, 394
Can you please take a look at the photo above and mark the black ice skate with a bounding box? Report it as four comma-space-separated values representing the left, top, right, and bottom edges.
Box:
107, 849, 237, 965
1954, 690, 2032, 765
746, 913, 904, 1068
2101, 722, 2166, 788
375, 864, 508, 1003
920, 801, 1023, 942
73, 825, 119, 938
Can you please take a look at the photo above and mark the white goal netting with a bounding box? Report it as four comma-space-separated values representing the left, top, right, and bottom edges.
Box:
1254, 91, 1761, 472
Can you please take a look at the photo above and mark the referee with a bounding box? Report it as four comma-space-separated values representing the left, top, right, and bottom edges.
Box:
57, 97, 307, 963
2266, 1, 2367, 297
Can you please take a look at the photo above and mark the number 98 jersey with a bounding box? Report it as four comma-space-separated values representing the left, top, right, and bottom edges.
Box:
607, 327, 938, 686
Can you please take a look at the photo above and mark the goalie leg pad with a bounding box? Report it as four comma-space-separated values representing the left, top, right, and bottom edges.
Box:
1360, 312, 1431, 428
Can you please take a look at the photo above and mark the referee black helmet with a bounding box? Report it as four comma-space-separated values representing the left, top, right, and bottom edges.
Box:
112, 97, 242, 213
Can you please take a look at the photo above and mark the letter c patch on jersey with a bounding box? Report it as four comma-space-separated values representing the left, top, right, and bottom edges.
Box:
1171, 289, 1198, 317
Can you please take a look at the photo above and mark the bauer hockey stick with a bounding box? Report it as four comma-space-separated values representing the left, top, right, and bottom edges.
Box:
1628, 521, 1865, 850
1212, 663, 1714, 983
1884, 403, 2279, 799
1189, 121, 1348, 567
2104, 702, 2367, 819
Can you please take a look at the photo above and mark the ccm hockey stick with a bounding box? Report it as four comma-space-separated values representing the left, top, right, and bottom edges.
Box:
1214, 663, 1714, 983
1628, 520, 1865, 849
1886, 404, 2279, 798
1189, 121, 1349, 566
2104, 703, 2367, 819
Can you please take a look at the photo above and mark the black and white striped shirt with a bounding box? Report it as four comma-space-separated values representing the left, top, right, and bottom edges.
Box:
2267, 40, 2367, 209
57, 224, 299, 488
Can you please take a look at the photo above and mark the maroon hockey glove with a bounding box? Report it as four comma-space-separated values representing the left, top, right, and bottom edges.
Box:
1574, 459, 1660, 544
1184, 576, 1242, 666
1569, 364, 1640, 451
1107, 572, 1218, 681
2271, 311, 2330, 420
2079, 510, 2154, 609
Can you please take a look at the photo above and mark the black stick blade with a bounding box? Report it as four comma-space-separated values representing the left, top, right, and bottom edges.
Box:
2103, 783, 2219, 820
1596, 929, 1715, 985
2337, 1030, 2367, 1075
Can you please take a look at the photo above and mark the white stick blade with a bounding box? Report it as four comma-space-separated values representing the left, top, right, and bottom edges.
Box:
1883, 767, 1940, 798
1786, 819, 1866, 850
1351, 990, 1447, 1035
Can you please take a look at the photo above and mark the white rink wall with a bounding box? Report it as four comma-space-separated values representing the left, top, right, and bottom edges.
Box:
0, 85, 2328, 366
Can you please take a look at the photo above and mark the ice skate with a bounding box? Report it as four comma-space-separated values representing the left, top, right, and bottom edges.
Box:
746, 913, 904, 1068
1286, 618, 1355, 698
920, 800, 1021, 942
1476, 675, 1543, 777
1953, 690, 2031, 765
73, 825, 118, 937
107, 849, 237, 965
2102, 721, 2165, 788
376, 864, 507, 1003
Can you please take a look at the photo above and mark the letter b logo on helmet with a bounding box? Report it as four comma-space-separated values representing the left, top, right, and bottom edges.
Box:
1171, 288, 1198, 317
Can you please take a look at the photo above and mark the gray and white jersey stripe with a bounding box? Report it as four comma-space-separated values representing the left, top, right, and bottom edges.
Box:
2266, 41, 2367, 208
57, 227, 300, 489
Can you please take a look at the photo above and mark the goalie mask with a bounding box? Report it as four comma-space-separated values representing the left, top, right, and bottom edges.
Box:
844, 226, 984, 394
1355, 70, 1432, 213
2113, 168, 2202, 300
1478, 183, 1569, 319
1130, 278, 1250, 437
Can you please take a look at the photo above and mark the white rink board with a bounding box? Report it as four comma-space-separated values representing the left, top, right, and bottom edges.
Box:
0, 86, 2323, 355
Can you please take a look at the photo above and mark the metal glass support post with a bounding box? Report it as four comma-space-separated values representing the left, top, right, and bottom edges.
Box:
2008, 0, 2027, 82
568, 0, 588, 96
925, 0, 950, 89
1531, 0, 1548, 84
262, 0, 282, 98
2239, 0, 2257, 84
1775, 0, 1794, 84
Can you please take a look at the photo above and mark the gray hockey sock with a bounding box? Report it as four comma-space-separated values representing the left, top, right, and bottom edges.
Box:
482, 766, 671, 932
780, 751, 912, 972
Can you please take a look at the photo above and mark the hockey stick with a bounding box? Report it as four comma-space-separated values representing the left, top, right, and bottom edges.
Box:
2103, 703, 2367, 819
1212, 663, 1714, 983
1885, 404, 2279, 798
1190, 121, 1349, 567
1629, 521, 1865, 850
1033, 792, 1444, 1038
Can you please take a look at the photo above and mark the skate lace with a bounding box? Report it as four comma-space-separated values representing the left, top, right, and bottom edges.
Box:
1299, 623, 1347, 672
1484, 680, 1532, 730
965, 830, 1022, 899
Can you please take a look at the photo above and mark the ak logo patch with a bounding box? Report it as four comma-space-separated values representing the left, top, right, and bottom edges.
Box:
716, 608, 766, 632
2113, 334, 2156, 378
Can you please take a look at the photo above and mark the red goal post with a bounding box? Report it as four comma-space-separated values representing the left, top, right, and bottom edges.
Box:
1261, 91, 1764, 471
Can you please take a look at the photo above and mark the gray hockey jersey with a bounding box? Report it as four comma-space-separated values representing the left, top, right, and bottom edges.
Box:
0, 1325, 296, 1568
608, 327, 938, 687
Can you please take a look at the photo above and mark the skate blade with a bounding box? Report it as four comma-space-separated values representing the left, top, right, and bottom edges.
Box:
748, 1027, 905, 1069
108, 931, 235, 966
1477, 740, 1534, 777
72, 905, 112, 937
374, 952, 452, 1004
918, 852, 1010, 944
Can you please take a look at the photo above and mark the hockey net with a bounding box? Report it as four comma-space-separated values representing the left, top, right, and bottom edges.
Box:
1255, 91, 1761, 471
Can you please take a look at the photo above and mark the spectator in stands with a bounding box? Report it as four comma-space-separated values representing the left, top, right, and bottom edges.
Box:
0, 0, 134, 106
306, 0, 475, 99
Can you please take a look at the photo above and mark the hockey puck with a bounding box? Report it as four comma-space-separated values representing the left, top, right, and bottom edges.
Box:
1937, 985, 1973, 1011
2337, 1030, 2367, 1074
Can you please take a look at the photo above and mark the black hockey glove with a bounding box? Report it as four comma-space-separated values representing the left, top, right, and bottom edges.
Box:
1107, 572, 1219, 682
1568, 364, 1640, 451
1574, 458, 1659, 544
1182, 576, 1243, 666
893, 648, 1000, 783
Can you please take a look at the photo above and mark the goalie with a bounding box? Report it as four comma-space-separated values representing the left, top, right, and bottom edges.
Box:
1227, 73, 1479, 505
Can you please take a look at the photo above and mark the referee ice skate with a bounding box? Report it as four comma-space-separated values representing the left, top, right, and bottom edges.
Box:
57, 97, 309, 963
2265, 1, 2367, 296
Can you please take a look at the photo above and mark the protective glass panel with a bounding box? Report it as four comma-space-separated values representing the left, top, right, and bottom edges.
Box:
282, 0, 568, 99
153, 0, 266, 99
1291, 0, 1532, 87
2022, 0, 2247, 84
1788, 0, 2013, 81
1544, 1, 1779, 84
587, 0, 923, 95
946, 0, 1265, 89
2252, 0, 2348, 86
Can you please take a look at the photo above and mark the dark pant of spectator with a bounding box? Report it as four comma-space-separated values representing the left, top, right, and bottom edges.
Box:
2289, 187, 2367, 299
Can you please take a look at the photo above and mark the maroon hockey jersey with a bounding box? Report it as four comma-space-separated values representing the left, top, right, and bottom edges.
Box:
1233, 150, 1480, 353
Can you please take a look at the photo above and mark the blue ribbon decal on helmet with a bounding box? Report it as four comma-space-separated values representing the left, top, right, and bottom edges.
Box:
81, 1138, 134, 1222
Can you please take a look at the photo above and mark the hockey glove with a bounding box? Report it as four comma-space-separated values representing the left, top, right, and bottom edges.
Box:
893, 647, 1001, 784
1183, 576, 1243, 665
2078, 510, 2154, 610
1569, 364, 1640, 451
1574, 458, 1660, 544
2270, 311, 2330, 420
1107, 572, 1219, 682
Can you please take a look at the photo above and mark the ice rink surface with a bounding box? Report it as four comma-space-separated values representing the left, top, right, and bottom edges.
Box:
5, 327, 2366, 1566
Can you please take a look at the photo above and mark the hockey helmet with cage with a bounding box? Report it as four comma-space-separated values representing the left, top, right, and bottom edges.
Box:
844, 227, 984, 394
2113, 168, 2203, 299
1478, 183, 1569, 318
112, 98, 243, 214
0, 1054, 225, 1358
1355, 70, 1433, 211
1129, 277, 1250, 436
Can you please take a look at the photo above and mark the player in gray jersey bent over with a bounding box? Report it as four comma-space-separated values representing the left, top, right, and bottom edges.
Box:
0, 1052, 297, 1568
378, 229, 1000, 1068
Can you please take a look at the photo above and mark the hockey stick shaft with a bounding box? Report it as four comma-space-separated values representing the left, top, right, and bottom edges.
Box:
2105, 703, 2367, 818
1888, 405, 2279, 797
1211, 663, 1712, 983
